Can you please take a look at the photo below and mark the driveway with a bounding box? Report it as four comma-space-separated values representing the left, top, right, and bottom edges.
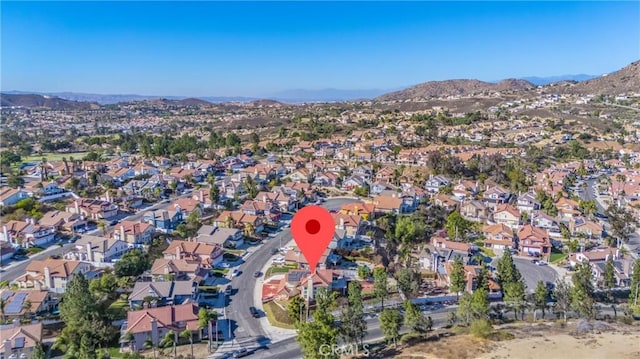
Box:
512, 257, 557, 292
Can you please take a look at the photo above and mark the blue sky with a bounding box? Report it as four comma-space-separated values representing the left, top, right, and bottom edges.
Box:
2, 1, 639, 97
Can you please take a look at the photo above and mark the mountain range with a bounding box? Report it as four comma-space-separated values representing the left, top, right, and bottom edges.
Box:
2, 61, 637, 108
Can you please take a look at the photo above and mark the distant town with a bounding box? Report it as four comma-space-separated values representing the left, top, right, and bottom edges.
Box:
1, 60, 640, 359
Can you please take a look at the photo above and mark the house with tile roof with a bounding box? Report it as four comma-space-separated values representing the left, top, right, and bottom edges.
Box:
113, 221, 155, 244
0, 290, 54, 317
128, 281, 197, 309
65, 234, 129, 263
482, 223, 515, 250
66, 198, 119, 220
517, 225, 551, 260
150, 258, 204, 282
163, 240, 223, 268
492, 204, 521, 229
0, 187, 29, 206
14, 259, 92, 293
0, 322, 43, 359
120, 303, 200, 353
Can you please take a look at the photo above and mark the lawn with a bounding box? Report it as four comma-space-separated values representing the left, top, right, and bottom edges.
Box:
21, 152, 90, 163
479, 247, 496, 258
198, 286, 219, 294
264, 265, 296, 278
550, 252, 568, 264
263, 301, 296, 329
209, 268, 229, 277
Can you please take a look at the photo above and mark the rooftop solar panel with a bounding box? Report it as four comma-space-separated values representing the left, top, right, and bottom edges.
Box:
4, 293, 28, 314
1, 292, 12, 301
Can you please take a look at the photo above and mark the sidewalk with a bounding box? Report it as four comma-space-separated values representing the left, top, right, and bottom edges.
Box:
1, 244, 61, 270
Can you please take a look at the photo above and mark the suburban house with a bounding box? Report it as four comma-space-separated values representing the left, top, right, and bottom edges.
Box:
340, 202, 375, 221
67, 198, 119, 220
0, 322, 43, 359
284, 247, 332, 271
113, 221, 155, 244
532, 211, 561, 236
171, 198, 202, 217
492, 204, 521, 229
425, 174, 451, 193
0, 290, 54, 317
517, 225, 552, 260
569, 217, 604, 239
516, 191, 540, 213
65, 235, 129, 263
196, 226, 244, 248
38, 210, 87, 232
372, 195, 403, 214
299, 269, 347, 301
128, 281, 198, 309
150, 258, 204, 282
555, 197, 581, 223
482, 223, 515, 250
0, 187, 30, 206
120, 304, 200, 353
332, 213, 362, 238
163, 240, 223, 268
143, 209, 183, 233
14, 259, 92, 293
214, 210, 264, 234
0, 242, 16, 264
1, 220, 56, 248
460, 200, 489, 222
482, 185, 511, 209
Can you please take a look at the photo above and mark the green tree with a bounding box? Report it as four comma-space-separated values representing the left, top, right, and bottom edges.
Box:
445, 211, 472, 240
160, 330, 176, 358
339, 281, 367, 346
571, 262, 597, 319
210, 184, 220, 204
7, 174, 25, 189
503, 280, 526, 320
396, 268, 421, 298
357, 265, 372, 280
628, 260, 640, 315
373, 267, 389, 309
404, 300, 431, 333
180, 329, 194, 359
603, 256, 616, 290
114, 249, 149, 277
296, 287, 339, 359
605, 204, 637, 246
287, 296, 306, 324
457, 288, 490, 325
532, 281, 548, 320
496, 250, 522, 285
32, 342, 46, 359
379, 308, 403, 348
449, 257, 466, 301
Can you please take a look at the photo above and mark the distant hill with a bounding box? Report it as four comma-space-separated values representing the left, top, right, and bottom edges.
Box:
521, 74, 598, 86
0, 93, 101, 110
546, 60, 640, 95
270, 88, 390, 102
376, 78, 534, 101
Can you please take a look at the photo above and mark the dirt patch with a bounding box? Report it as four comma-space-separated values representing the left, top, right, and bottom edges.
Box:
384, 321, 640, 359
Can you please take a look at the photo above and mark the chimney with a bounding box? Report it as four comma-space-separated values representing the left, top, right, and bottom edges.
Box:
120, 225, 126, 242
151, 318, 159, 347
605, 254, 610, 262
12, 318, 20, 327
339, 218, 345, 228
86, 242, 93, 262
103, 240, 108, 255
44, 266, 52, 289
74, 200, 80, 214
2, 225, 8, 244
175, 245, 182, 259
3, 339, 11, 357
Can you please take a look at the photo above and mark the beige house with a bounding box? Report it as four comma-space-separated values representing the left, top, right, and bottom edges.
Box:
13, 259, 92, 293
0, 322, 43, 359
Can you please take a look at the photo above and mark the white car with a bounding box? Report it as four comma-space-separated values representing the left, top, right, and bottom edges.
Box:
272, 257, 285, 264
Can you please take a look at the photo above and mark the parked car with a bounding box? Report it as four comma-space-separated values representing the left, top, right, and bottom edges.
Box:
232, 269, 242, 277
270, 248, 279, 255
225, 285, 233, 296
232, 348, 249, 358
537, 261, 548, 266
249, 306, 259, 318
253, 271, 262, 278
531, 259, 539, 264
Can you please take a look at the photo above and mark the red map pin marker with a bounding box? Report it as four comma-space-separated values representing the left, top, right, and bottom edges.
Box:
291, 205, 335, 273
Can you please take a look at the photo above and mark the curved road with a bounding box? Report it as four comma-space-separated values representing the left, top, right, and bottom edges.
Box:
222, 198, 361, 353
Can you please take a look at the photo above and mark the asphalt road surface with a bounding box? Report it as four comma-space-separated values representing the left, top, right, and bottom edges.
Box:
223, 198, 361, 353
491, 257, 557, 292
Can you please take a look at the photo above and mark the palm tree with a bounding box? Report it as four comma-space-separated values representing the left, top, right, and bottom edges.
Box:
121, 331, 135, 352
615, 174, 627, 198
180, 329, 194, 359
160, 330, 176, 358
21, 299, 32, 320
98, 220, 107, 235
0, 298, 6, 323
144, 335, 157, 359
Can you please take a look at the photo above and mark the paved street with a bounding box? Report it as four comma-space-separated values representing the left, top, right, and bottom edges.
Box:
219, 198, 361, 355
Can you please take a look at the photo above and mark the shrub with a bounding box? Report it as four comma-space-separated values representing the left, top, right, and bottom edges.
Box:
470, 319, 493, 339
